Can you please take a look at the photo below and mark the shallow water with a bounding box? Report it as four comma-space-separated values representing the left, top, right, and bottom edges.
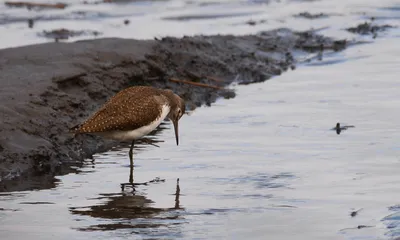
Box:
0, 0, 399, 48
1, 0, 400, 239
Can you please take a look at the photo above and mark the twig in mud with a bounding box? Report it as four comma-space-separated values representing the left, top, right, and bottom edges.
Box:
5, 1, 67, 9
178, 69, 224, 84
179, 69, 201, 81
206, 76, 224, 83
146, 76, 161, 81
169, 78, 223, 90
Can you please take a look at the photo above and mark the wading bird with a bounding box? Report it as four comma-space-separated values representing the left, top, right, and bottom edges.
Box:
71, 86, 185, 188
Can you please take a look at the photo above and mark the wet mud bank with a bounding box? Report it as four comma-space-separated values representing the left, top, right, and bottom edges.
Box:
0, 29, 349, 191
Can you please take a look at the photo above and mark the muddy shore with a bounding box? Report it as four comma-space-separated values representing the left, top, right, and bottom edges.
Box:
0, 29, 348, 191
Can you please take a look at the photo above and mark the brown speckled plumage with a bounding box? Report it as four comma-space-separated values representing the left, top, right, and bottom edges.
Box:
71, 86, 184, 134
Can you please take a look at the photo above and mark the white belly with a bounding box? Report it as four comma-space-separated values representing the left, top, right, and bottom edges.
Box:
98, 104, 170, 141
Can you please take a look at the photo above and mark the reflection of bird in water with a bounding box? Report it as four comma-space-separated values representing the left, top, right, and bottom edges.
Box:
331, 122, 355, 135
69, 178, 183, 232
71, 86, 186, 188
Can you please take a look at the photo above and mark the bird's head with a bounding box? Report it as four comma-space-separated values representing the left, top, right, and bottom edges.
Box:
164, 90, 186, 145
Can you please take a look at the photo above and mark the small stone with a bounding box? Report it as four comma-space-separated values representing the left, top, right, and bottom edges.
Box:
28, 19, 34, 28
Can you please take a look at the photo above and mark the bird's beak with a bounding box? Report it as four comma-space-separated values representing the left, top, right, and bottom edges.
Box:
172, 119, 179, 145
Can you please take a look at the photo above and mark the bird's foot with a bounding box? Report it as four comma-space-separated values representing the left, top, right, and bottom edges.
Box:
120, 182, 148, 191
139, 138, 164, 148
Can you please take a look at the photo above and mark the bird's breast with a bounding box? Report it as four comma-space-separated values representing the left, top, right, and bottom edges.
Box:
97, 104, 171, 141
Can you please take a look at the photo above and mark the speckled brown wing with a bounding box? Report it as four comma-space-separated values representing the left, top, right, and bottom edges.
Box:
74, 86, 168, 133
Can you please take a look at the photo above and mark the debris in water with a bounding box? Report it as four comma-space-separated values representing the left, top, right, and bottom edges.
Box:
245, 19, 267, 26
339, 225, 374, 232
350, 208, 363, 217
331, 122, 355, 135
294, 12, 329, 19
148, 177, 166, 183
357, 225, 373, 229
5, 1, 67, 10
347, 21, 394, 38
28, 19, 34, 28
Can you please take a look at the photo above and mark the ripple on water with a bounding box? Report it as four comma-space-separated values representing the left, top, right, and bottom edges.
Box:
212, 172, 296, 189
162, 11, 264, 21
218, 193, 274, 199
186, 208, 247, 216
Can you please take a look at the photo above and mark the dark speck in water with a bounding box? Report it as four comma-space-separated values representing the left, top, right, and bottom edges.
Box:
0, 207, 20, 211
340, 225, 375, 232
331, 122, 355, 135
357, 225, 374, 229
350, 208, 363, 217
28, 19, 34, 28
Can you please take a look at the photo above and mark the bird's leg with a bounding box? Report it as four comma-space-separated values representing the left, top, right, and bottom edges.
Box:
129, 140, 134, 167
121, 140, 136, 191
129, 140, 134, 184
120, 140, 155, 191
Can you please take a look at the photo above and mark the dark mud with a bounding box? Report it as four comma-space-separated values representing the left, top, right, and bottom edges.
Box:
294, 12, 330, 19
0, 29, 349, 191
38, 28, 102, 41
346, 20, 395, 38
